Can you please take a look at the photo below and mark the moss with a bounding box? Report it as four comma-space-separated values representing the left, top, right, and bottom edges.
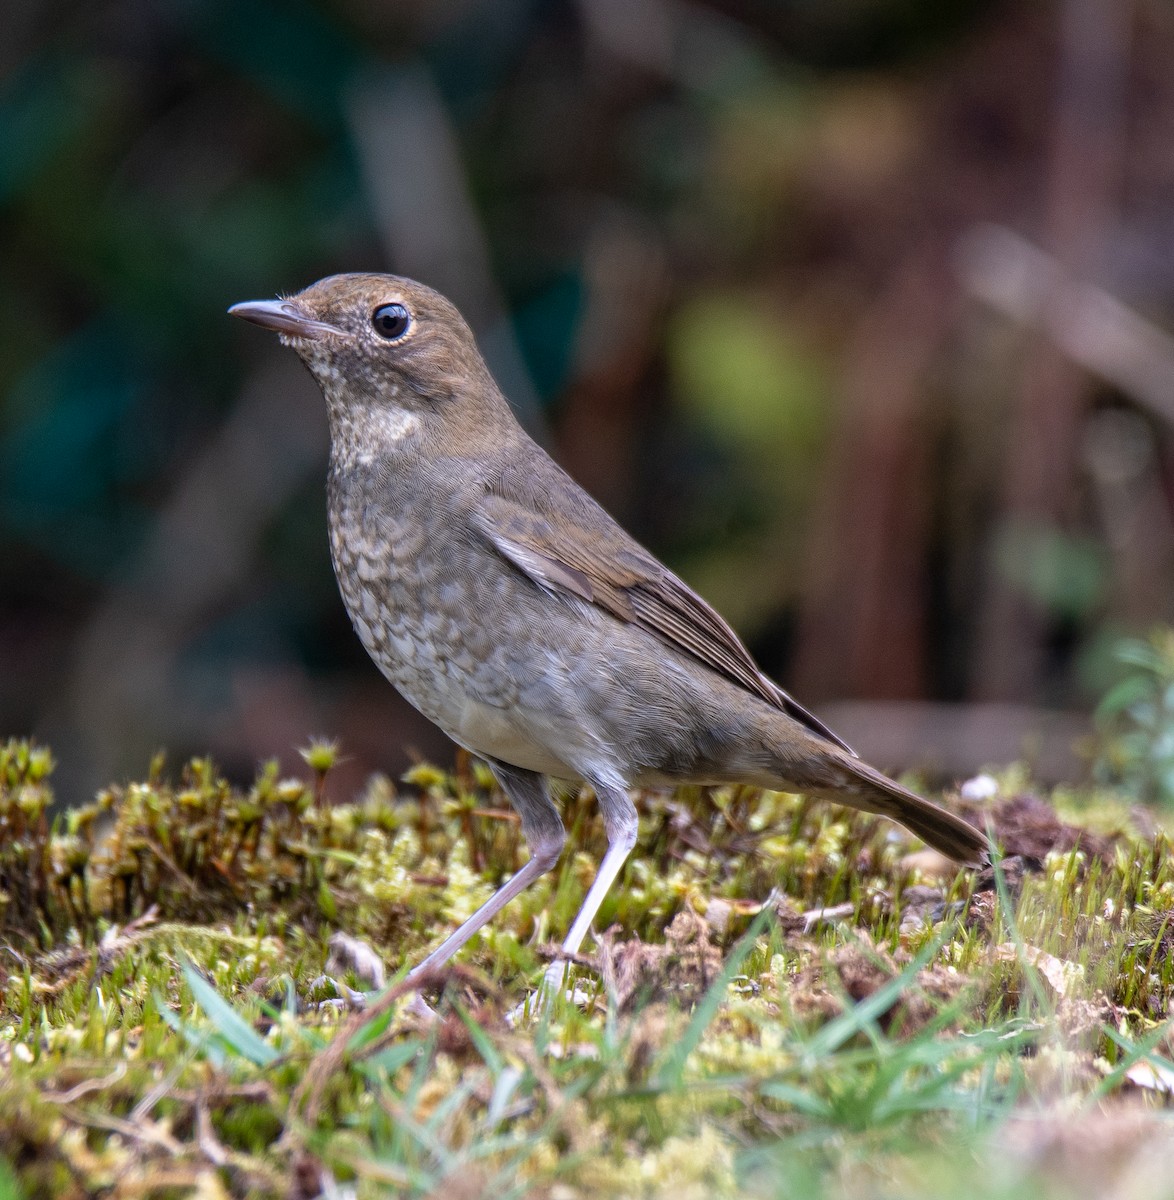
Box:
0, 737, 1168, 1197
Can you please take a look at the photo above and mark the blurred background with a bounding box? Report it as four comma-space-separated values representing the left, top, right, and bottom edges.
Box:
4, 0, 1174, 807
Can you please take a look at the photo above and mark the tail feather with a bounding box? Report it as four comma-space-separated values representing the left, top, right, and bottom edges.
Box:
821, 756, 988, 864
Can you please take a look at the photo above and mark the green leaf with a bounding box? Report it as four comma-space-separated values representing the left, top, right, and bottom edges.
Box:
359, 1040, 422, 1078
1095, 675, 1151, 721
153, 987, 225, 1069
317, 878, 338, 920
1115, 641, 1167, 672
756, 1080, 831, 1118
0, 1154, 28, 1200
802, 930, 951, 1060
180, 960, 277, 1067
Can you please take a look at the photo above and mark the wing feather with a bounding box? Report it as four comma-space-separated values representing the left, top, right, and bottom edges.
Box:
473, 484, 854, 755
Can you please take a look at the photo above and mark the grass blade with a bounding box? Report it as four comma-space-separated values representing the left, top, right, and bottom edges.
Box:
653, 905, 774, 1088
180, 960, 277, 1067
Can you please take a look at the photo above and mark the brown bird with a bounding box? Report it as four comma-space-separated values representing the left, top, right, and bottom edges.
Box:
229, 274, 986, 993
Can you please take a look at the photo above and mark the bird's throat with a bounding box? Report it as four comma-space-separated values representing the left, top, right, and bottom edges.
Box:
327, 402, 423, 470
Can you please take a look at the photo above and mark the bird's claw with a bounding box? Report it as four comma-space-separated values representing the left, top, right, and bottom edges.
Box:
505, 960, 594, 1027
404, 992, 438, 1023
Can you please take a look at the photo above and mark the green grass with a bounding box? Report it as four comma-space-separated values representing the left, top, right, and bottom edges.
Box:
0, 738, 1171, 1198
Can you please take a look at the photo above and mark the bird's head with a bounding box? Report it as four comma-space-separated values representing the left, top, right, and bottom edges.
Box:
230, 273, 517, 460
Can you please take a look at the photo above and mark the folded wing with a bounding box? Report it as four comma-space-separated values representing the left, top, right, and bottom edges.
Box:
473, 468, 854, 756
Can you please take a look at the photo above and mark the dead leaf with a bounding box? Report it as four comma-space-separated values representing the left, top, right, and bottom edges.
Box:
995, 943, 1084, 997
1123, 1060, 1174, 1094
597, 906, 723, 1011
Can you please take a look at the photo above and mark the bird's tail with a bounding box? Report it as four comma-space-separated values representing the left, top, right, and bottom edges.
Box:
810, 751, 989, 864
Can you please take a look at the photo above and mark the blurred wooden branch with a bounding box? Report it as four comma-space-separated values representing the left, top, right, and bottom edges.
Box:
347, 67, 545, 437
794, 247, 950, 701
970, 0, 1134, 702
956, 222, 1174, 426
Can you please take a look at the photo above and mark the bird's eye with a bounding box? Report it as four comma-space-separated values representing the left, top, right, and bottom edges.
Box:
371, 303, 411, 340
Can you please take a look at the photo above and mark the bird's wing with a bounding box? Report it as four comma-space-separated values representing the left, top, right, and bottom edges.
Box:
472, 475, 854, 755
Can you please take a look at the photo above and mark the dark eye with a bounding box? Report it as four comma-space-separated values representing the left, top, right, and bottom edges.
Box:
372, 303, 411, 340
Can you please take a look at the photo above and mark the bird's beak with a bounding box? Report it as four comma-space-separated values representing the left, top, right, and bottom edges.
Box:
228, 299, 339, 340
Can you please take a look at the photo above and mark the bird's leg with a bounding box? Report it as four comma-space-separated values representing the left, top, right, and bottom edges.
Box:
531, 782, 638, 1010
405, 762, 565, 991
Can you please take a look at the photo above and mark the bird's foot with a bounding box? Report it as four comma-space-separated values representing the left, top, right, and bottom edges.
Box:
307, 974, 437, 1024
404, 992, 439, 1023
306, 974, 368, 1010
505, 960, 594, 1027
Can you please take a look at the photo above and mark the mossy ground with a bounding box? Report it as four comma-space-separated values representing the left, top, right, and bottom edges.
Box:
0, 738, 1173, 1198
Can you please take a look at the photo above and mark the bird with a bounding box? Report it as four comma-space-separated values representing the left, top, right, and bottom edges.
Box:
229, 274, 987, 996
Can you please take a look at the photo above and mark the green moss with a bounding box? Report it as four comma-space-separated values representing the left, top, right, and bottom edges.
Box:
0, 737, 1169, 1197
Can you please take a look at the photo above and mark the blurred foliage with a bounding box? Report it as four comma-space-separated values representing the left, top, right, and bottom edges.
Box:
1094, 629, 1174, 807
2, 0, 1174, 796
668, 291, 830, 470
993, 524, 1110, 625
